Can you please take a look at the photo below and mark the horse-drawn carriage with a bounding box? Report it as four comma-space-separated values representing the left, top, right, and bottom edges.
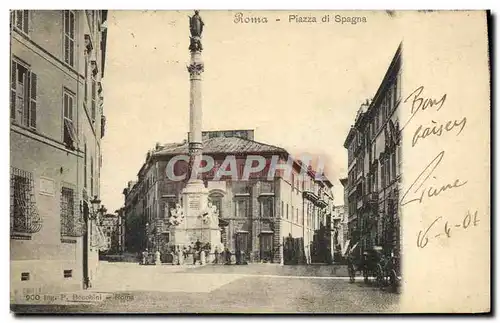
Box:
346, 243, 400, 291
361, 246, 400, 290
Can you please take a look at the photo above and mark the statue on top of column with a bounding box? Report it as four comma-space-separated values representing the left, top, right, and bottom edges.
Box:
189, 10, 204, 52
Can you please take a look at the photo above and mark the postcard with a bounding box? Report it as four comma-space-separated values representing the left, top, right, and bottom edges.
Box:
9, 9, 490, 314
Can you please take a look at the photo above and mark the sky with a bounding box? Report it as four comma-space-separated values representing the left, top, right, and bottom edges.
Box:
100, 10, 403, 213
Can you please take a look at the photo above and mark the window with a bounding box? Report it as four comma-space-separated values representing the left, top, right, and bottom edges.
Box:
391, 83, 397, 111
84, 141, 87, 189
63, 90, 77, 150
385, 158, 390, 185
166, 200, 177, 218
11, 60, 37, 129
397, 73, 402, 101
260, 197, 274, 217
374, 109, 379, 130
63, 10, 75, 67
11, 168, 42, 234
235, 198, 248, 217
233, 182, 250, 195
84, 56, 88, 103
398, 144, 402, 174
12, 10, 29, 34
381, 97, 387, 123
286, 203, 289, 220
210, 196, 222, 217
392, 152, 397, 179
90, 157, 94, 196
296, 208, 299, 223
305, 203, 309, 227
380, 161, 385, 188
379, 106, 383, 128
91, 78, 96, 122
260, 181, 274, 194
89, 11, 95, 34
60, 187, 79, 236
281, 200, 284, 218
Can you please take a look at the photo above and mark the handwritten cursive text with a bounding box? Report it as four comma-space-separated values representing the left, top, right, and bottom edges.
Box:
401, 150, 468, 206
401, 85, 447, 132
412, 117, 467, 147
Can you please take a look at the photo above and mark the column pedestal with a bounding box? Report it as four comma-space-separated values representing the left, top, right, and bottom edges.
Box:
168, 181, 223, 253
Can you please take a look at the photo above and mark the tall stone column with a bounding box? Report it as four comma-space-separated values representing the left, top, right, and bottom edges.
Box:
187, 50, 204, 185
170, 11, 222, 256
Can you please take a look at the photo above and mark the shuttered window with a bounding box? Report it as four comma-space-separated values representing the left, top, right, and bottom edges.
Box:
13, 10, 29, 34
10, 60, 37, 129
63, 10, 75, 67
63, 90, 77, 150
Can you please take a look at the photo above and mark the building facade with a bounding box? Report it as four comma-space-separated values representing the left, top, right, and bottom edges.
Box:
122, 130, 335, 264
339, 178, 349, 253
10, 10, 108, 296
100, 213, 125, 254
343, 44, 402, 259
331, 204, 346, 260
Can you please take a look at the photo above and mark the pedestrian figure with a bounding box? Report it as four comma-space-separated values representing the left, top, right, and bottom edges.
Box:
214, 246, 219, 264
240, 251, 248, 265
177, 246, 184, 265
155, 250, 161, 266
193, 249, 198, 265
142, 248, 149, 265
200, 249, 206, 265
347, 250, 356, 283
235, 249, 241, 265
225, 247, 232, 265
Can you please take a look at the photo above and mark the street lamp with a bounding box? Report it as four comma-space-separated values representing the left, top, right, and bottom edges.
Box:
89, 196, 107, 247
90, 196, 102, 220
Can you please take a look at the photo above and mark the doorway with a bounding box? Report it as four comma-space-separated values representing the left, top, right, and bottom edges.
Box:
235, 232, 249, 263
259, 232, 273, 262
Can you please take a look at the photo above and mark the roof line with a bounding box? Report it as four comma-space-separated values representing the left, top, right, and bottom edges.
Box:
206, 136, 287, 153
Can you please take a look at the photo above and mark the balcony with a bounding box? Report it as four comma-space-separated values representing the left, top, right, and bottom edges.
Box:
316, 199, 328, 209
302, 190, 319, 202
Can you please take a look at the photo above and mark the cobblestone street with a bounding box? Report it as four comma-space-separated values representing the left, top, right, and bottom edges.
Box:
12, 262, 400, 314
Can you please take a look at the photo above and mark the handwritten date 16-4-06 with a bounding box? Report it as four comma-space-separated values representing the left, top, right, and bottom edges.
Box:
417, 210, 479, 249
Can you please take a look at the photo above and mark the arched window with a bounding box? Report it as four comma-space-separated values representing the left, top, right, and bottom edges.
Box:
209, 192, 224, 218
